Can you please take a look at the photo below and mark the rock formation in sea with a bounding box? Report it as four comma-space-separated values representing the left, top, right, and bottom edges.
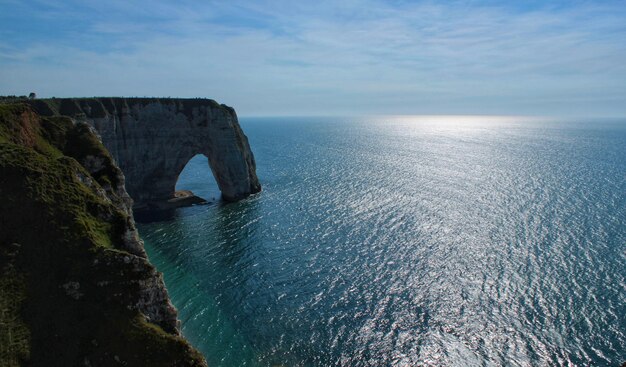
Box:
0, 103, 207, 366
27, 97, 261, 211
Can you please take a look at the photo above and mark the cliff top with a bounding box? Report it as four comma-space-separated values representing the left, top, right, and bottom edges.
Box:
22, 97, 234, 121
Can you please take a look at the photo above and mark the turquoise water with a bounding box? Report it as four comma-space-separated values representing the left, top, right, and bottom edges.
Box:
138, 116, 626, 367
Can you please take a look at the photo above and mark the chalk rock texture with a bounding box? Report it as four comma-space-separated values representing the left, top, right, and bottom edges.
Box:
0, 104, 206, 366
29, 98, 261, 209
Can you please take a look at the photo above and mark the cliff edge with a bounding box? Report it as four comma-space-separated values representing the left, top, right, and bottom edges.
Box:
0, 103, 207, 366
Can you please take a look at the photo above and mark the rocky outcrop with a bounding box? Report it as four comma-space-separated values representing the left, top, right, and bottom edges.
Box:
0, 103, 206, 366
27, 98, 261, 210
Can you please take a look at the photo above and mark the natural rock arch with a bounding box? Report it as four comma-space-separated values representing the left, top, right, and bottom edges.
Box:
28, 98, 261, 209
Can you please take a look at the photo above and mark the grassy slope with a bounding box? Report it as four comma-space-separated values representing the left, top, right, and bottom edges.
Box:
0, 104, 206, 367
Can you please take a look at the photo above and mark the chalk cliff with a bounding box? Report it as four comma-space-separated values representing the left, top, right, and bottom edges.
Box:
0, 103, 206, 366
27, 97, 261, 210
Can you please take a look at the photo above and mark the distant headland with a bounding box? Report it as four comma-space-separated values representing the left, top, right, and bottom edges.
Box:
25, 97, 261, 212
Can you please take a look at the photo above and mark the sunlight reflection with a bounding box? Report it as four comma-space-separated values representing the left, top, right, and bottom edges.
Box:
364, 115, 552, 137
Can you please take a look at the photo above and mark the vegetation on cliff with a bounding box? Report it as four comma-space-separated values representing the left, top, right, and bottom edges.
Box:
0, 103, 206, 366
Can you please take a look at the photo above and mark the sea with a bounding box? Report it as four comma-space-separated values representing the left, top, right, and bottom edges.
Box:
136, 116, 625, 367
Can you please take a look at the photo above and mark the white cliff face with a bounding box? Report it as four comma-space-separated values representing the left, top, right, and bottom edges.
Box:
30, 98, 261, 209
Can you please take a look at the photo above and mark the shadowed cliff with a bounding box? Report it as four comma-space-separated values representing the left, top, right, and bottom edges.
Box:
27, 97, 261, 211
0, 103, 206, 366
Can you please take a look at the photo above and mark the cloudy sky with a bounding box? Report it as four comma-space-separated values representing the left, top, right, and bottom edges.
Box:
1, 0, 625, 117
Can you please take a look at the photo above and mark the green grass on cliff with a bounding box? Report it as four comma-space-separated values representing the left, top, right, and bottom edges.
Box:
0, 246, 30, 366
0, 104, 206, 367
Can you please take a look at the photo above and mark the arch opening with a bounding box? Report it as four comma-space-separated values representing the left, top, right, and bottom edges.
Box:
175, 154, 222, 204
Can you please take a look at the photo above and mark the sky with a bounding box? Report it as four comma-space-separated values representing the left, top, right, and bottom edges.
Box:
1, 0, 625, 117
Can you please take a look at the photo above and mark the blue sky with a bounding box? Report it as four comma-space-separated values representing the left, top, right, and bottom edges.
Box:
1, 0, 625, 117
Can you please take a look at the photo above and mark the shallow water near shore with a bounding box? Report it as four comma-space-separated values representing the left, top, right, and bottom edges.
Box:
138, 116, 626, 367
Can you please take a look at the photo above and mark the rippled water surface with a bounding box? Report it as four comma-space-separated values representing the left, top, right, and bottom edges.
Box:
137, 116, 625, 366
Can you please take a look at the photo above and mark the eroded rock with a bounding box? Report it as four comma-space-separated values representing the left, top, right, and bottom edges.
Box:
28, 98, 261, 209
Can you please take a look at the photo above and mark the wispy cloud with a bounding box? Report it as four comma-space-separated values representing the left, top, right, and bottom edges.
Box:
1, 0, 625, 116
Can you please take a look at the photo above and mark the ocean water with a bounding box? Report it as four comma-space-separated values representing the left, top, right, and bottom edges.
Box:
137, 116, 626, 367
